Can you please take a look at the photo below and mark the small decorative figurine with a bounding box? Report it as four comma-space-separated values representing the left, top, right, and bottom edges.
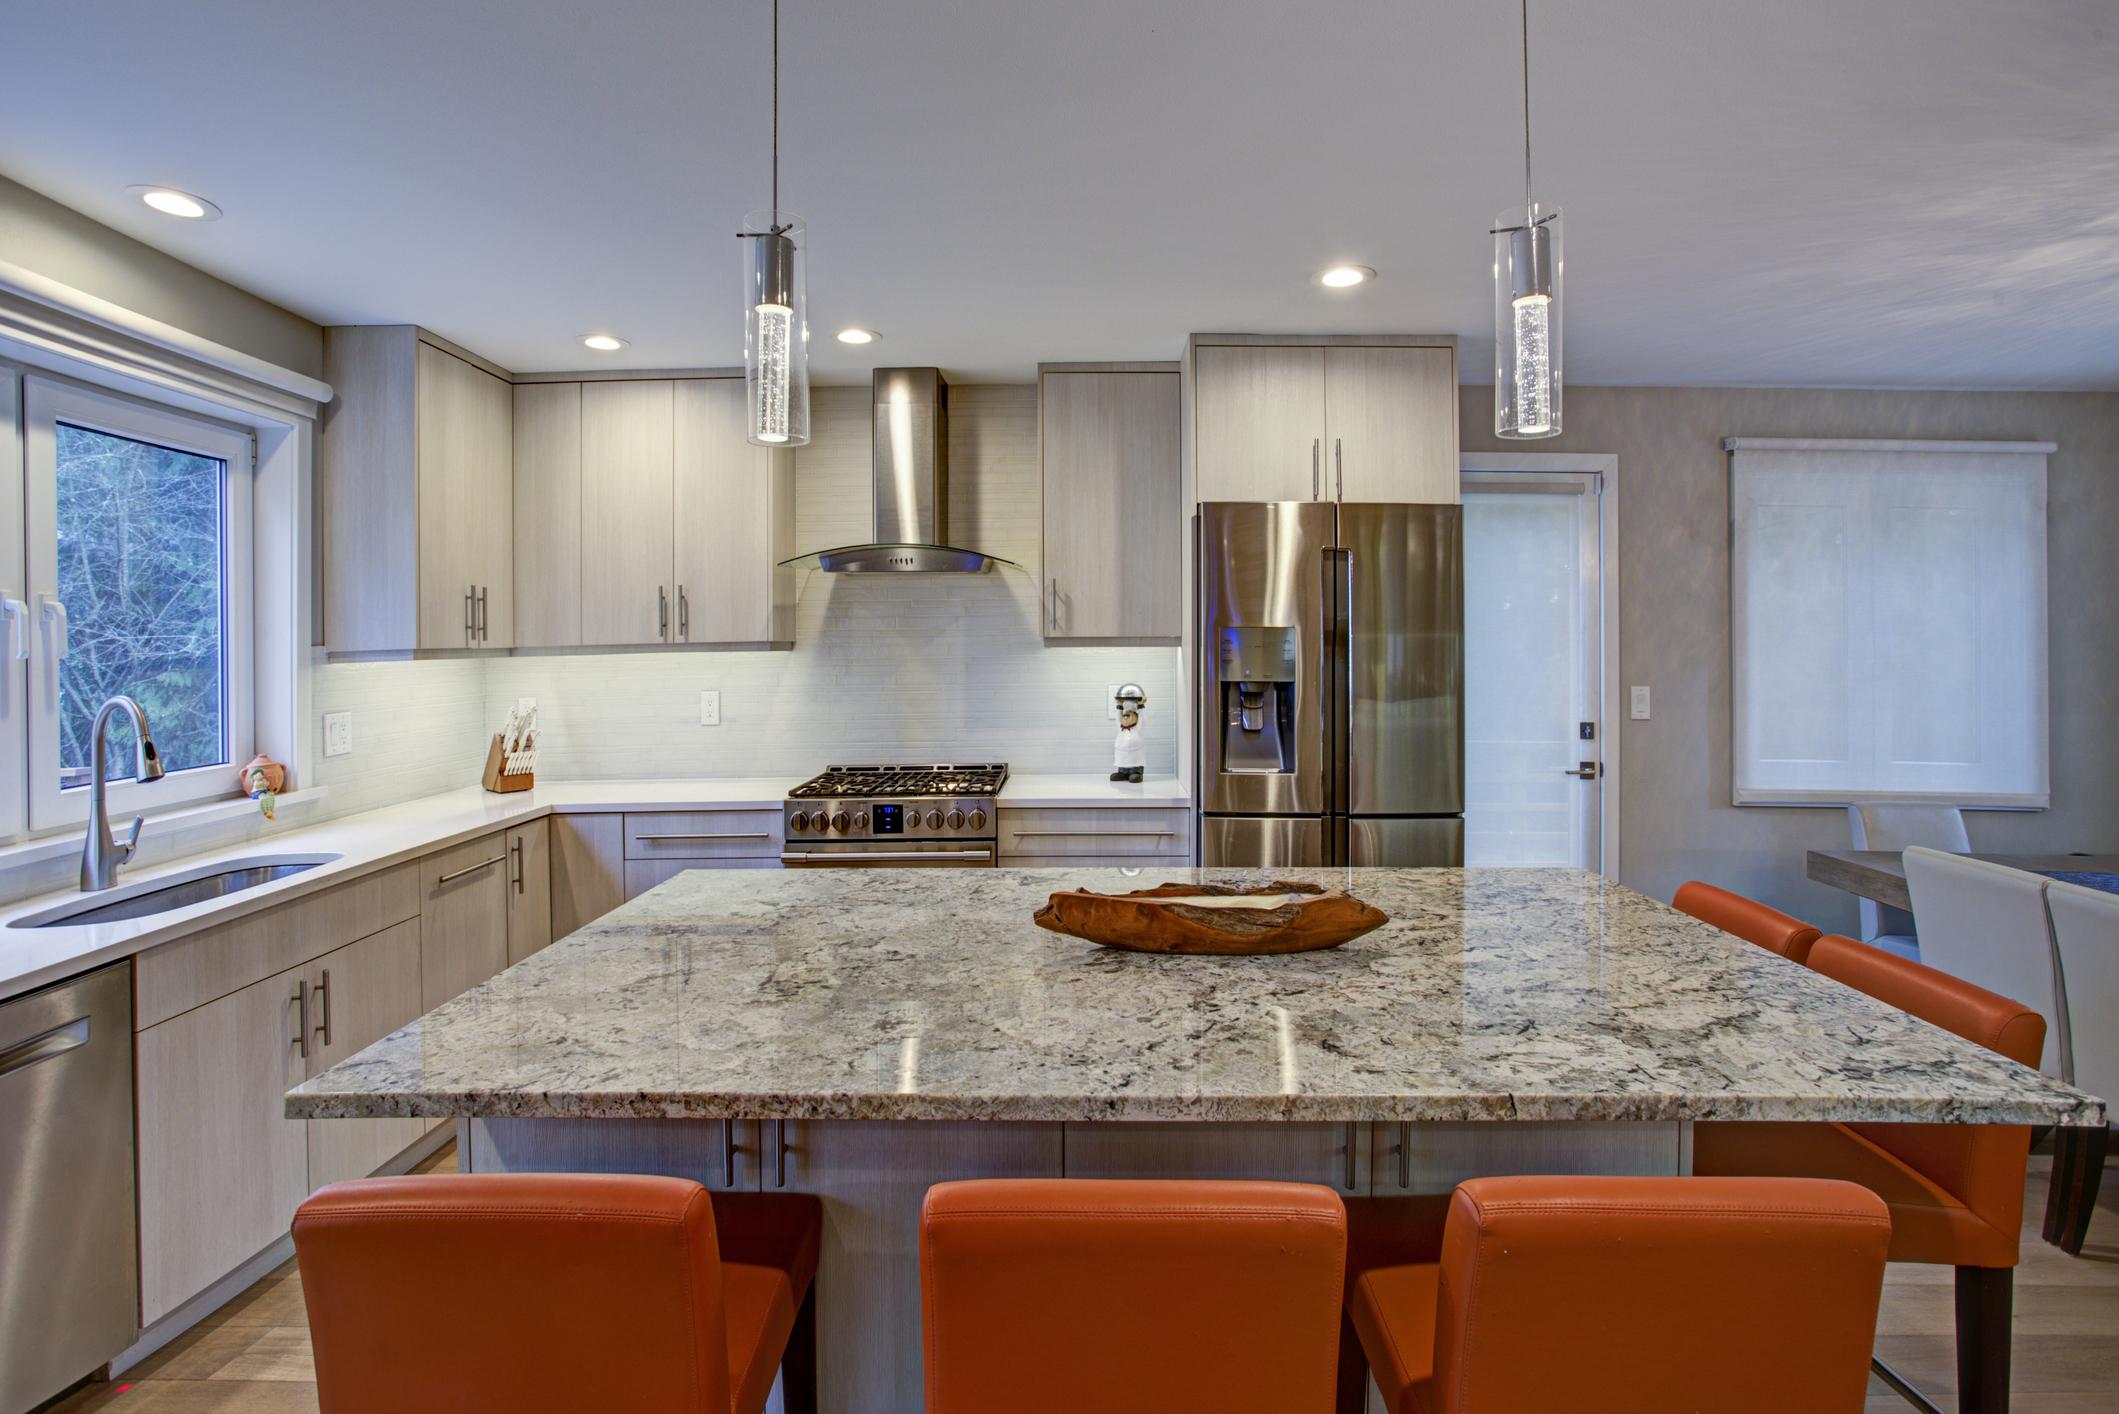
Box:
239, 754, 286, 820
1110, 683, 1147, 783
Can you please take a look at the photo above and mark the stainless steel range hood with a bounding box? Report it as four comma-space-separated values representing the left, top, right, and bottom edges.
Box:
779, 367, 1009, 573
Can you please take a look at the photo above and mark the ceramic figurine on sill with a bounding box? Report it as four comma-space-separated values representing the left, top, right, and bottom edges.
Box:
239, 754, 286, 820
1110, 683, 1147, 783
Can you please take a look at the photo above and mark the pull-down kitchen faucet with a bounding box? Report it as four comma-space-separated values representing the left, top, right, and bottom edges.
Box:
81, 695, 165, 891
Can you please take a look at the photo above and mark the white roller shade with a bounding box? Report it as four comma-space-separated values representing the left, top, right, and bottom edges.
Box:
1726, 438, 2050, 808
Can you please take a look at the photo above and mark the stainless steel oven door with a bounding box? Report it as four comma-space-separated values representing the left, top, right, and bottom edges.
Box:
781, 840, 996, 867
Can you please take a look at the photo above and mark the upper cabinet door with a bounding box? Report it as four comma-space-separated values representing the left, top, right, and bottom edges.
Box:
1040, 368, 1182, 641
512, 382, 584, 647
580, 379, 676, 645
1324, 346, 1459, 504
471, 358, 516, 647
1193, 345, 1326, 502
415, 343, 508, 647
673, 379, 792, 644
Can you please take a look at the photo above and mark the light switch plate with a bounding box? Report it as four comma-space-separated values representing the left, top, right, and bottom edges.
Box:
1630, 686, 1651, 720
700, 690, 721, 727
322, 711, 353, 757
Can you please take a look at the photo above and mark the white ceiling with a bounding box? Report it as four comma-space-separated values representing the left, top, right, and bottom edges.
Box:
3, 0, 2115, 387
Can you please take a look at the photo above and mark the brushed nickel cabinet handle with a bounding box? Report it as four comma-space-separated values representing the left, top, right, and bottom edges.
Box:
1312, 439, 1321, 499
1397, 1121, 1411, 1189
636, 832, 772, 841
436, 853, 507, 884
1335, 437, 1343, 500
476, 586, 489, 641
723, 1118, 738, 1188
464, 585, 475, 641
678, 585, 690, 640
1343, 1122, 1358, 1192
0, 1018, 89, 1078
292, 981, 309, 1061
510, 836, 525, 892
314, 969, 333, 1046
1049, 578, 1059, 634
657, 586, 669, 640
773, 1119, 789, 1188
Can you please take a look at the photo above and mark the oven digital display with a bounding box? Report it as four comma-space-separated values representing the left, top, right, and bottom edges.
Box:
874, 804, 905, 834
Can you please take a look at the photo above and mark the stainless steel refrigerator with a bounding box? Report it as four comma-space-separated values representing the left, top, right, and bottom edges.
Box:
1197, 501, 1464, 866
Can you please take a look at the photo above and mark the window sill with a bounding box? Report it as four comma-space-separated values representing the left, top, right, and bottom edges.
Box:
0, 786, 333, 872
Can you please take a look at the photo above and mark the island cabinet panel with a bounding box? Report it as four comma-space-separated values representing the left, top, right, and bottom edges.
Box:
1370, 1120, 1687, 1195
467, 1117, 765, 1193
1063, 1122, 1370, 1195
772, 1121, 1064, 1414
997, 806, 1191, 860
550, 814, 626, 940
136, 961, 309, 1325
1038, 365, 1182, 642
505, 820, 554, 964
420, 832, 510, 1010
304, 919, 430, 1190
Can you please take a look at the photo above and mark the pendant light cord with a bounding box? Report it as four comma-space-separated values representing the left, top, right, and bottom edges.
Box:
771, 0, 780, 217
1521, 0, 1533, 225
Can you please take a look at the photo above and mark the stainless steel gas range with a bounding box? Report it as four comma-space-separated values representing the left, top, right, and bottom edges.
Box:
781, 763, 1006, 867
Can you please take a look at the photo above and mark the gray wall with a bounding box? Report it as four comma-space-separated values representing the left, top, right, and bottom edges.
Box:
1460, 385, 2119, 932
0, 175, 322, 377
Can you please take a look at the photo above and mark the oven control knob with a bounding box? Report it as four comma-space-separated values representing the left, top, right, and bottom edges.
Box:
947, 809, 965, 830
787, 811, 808, 833
925, 808, 944, 830
852, 810, 870, 832
829, 810, 850, 834
968, 808, 987, 831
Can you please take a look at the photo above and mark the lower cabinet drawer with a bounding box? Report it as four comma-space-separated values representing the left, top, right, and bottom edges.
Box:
624, 811, 783, 860
998, 807, 1191, 858
998, 855, 1193, 869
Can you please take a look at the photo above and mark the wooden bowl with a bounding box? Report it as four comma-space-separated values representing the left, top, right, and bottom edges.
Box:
1033, 880, 1388, 956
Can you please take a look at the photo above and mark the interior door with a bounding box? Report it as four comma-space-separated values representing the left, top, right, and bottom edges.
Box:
1461, 474, 1603, 867
1192, 345, 1325, 501
1338, 503, 1464, 818
580, 379, 675, 644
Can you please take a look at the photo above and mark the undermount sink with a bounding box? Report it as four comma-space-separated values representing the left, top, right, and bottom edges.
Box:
9, 854, 343, 928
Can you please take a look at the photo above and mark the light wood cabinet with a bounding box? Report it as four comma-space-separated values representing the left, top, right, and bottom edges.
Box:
505, 819, 553, 964
551, 813, 627, 941
1038, 365, 1182, 642
320, 326, 514, 651
581, 379, 676, 645
997, 806, 1191, 861
303, 919, 429, 1189
420, 832, 510, 1010
673, 379, 796, 644
511, 381, 584, 647
1191, 336, 1458, 505
136, 962, 310, 1324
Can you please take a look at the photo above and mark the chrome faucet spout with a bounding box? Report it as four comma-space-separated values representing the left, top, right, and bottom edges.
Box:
81, 695, 163, 892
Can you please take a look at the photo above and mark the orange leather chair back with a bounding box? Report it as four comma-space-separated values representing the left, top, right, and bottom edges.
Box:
921, 1178, 1346, 1414
1428, 1176, 1890, 1413
1808, 933, 2045, 1262
293, 1174, 731, 1414
1673, 880, 1823, 963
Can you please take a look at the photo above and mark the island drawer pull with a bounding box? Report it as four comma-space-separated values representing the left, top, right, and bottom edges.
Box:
773, 1119, 789, 1188
723, 1118, 737, 1188
636, 832, 773, 841
1008, 830, 1175, 838
436, 854, 508, 884
781, 849, 993, 863
1344, 1122, 1357, 1192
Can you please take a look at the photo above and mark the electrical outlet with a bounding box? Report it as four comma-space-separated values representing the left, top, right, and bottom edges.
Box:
700, 690, 721, 727
1630, 686, 1652, 721
323, 711, 354, 757
1106, 684, 1120, 720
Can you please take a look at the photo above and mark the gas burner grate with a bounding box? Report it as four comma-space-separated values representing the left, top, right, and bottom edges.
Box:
788, 763, 1008, 800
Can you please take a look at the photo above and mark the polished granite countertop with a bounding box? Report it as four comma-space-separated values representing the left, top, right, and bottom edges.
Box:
286, 866, 2104, 1127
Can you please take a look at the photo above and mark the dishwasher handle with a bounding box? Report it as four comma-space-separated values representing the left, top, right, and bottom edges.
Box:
0, 1016, 89, 1078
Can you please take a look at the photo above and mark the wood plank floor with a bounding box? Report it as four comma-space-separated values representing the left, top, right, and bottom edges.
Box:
50, 1144, 2119, 1413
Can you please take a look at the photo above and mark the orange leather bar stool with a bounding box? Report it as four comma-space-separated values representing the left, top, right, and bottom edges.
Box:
921, 1178, 1346, 1414
1694, 935, 2045, 1414
1673, 879, 1823, 963
293, 1174, 821, 1414
1347, 1175, 1891, 1414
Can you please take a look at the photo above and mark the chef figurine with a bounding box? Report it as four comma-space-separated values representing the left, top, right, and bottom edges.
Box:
1110, 683, 1147, 783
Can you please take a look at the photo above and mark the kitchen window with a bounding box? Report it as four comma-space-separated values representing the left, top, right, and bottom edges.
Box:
16, 374, 253, 829
1727, 437, 2050, 808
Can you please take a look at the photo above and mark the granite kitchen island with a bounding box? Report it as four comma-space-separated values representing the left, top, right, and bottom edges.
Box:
287, 866, 2101, 1413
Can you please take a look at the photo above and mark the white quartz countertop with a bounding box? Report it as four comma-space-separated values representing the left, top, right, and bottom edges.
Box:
0, 774, 1191, 1001
286, 866, 2104, 1128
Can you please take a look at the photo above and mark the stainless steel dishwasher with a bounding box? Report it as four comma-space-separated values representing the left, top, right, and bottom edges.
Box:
1, 961, 139, 1413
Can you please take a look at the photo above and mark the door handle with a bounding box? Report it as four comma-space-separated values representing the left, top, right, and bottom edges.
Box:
677, 585, 690, 641
658, 585, 670, 640
0, 1017, 89, 1078
465, 584, 476, 642
291, 980, 309, 1061
1564, 762, 1601, 779
0, 595, 27, 662
436, 853, 508, 884
37, 595, 67, 659
476, 585, 489, 641
1334, 437, 1344, 499
314, 969, 333, 1046
1311, 439, 1321, 500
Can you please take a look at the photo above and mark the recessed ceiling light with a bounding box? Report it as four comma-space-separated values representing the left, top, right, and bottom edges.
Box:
835, 328, 879, 345
1317, 265, 1376, 288
580, 334, 628, 352
129, 186, 221, 221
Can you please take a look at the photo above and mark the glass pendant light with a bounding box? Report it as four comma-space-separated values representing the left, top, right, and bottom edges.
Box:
1492, 0, 1561, 439
739, 0, 809, 447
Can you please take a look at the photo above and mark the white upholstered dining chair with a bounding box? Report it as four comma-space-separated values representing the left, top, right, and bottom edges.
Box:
1848, 803, 1971, 960
2043, 879, 2115, 1254
1901, 846, 2065, 1078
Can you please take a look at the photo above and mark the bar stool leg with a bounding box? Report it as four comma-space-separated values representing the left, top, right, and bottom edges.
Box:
1953, 1265, 2013, 1414
781, 1285, 818, 1414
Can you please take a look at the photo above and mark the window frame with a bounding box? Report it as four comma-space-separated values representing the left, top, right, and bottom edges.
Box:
21, 372, 255, 828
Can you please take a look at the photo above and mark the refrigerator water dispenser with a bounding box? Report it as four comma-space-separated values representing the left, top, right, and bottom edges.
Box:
1217, 625, 1298, 774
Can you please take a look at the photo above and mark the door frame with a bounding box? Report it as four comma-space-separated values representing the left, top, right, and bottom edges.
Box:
1460, 452, 1620, 880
